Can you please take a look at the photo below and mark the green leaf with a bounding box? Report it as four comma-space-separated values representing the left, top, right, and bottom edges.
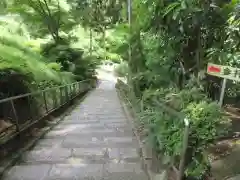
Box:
162, 2, 180, 17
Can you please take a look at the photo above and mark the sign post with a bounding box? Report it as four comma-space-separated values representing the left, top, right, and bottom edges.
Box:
207, 63, 240, 107
219, 78, 227, 107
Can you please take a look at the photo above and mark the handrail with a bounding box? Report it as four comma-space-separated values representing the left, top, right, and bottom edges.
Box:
116, 79, 190, 180
0, 79, 95, 145
0, 80, 89, 103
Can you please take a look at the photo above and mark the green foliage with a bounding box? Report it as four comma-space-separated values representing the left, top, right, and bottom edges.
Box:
0, 36, 73, 87
72, 0, 125, 31
41, 40, 82, 70
0, 0, 99, 93
137, 85, 229, 178
41, 39, 97, 81
8, 0, 76, 41
73, 55, 98, 81
183, 101, 228, 178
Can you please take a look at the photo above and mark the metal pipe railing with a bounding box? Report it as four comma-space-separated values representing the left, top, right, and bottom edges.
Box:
0, 79, 95, 145
0, 80, 89, 104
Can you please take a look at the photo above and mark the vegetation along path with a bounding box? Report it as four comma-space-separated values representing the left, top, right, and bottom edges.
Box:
2, 80, 148, 180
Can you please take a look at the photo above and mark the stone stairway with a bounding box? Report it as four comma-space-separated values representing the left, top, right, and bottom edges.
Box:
2, 80, 148, 180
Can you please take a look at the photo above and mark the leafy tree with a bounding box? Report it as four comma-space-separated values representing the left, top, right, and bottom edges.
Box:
7, 0, 77, 42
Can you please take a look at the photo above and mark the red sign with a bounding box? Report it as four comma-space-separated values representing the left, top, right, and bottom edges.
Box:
208, 65, 221, 73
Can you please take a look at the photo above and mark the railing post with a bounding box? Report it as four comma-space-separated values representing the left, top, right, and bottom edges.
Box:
73, 84, 75, 97
67, 85, 70, 100
10, 99, 20, 132
84, 82, 87, 92
78, 82, 81, 94
76, 83, 78, 95
72, 84, 75, 98
69, 85, 72, 99
74, 83, 77, 97
60, 87, 63, 106
43, 91, 48, 113
177, 118, 190, 180
64, 86, 68, 102
72, 84, 75, 97
27, 95, 34, 121
78, 82, 80, 94
53, 89, 58, 108
70, 85, 72, 99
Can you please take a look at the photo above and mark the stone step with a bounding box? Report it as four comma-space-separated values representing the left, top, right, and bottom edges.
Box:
20, 147, 140, 165
62, 137, 138, 148
2, 80, 148, 180
51, 123, 130, 132
101, 163, 148, 180
44, 129, 133, 139
3, 163, 148, 180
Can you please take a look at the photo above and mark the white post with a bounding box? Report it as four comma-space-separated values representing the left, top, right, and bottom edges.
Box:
177, 118, 190, 180
219, 78, 227, 107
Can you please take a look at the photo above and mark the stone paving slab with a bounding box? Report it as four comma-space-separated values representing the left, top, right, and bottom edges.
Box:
3, 164, 51, 180
21, 148, 72, 163
53, 123, 108, 130
2, 80, 148, 180
72, 148, 106, 158
36, 139, 64, 148
45, 164, 104, 180
62, 136, 138, 148
103, 163, 148, 180
71, 147, 139, 162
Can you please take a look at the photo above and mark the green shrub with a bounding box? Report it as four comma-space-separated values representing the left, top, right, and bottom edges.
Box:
142, 87, 229, 178
41, 40, 83, 71
183, 101, 228, 178
119, 82, 230, 179
0, 37, 73, 90
41, 40, 97, 81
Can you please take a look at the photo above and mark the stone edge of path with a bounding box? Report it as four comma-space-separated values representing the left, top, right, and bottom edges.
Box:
0, 88, 95, 178
116, 88, 168, 180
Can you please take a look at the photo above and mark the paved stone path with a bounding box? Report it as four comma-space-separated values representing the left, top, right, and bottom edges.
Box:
3, 80, 148, 180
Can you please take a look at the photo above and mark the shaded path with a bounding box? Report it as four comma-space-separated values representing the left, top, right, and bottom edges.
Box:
3, 80, 148, 180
